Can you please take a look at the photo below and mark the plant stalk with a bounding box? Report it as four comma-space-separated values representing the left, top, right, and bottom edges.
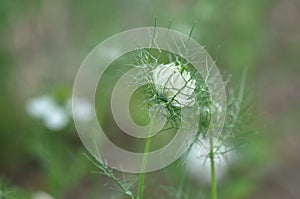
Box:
138, 109, 158, 199
209, 134, 217, 199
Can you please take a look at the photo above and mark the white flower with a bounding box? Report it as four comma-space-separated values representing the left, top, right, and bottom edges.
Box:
26, 96, 94, 131
185, 138, 236, 184
43, 106, 69, 131
26, 96, 56, 118
26, 96, 68, 131
32, 191, 54, 199
152, 63, 196, 107
67, 98, 93, 122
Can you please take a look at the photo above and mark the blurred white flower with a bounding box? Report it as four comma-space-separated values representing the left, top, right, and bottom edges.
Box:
67, 98, 93, 122
26, 96, 69, 131
32, 191, 54, 199
186, 138, 236, 184
152, 63, 196, 107
26, 95, 93, 131
26, 96, 56, 118
43, 106, 69, 131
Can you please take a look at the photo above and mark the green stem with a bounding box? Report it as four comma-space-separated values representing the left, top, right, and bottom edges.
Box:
137, 136, 152, 199
138, 110, 158, 199
209, 134, 217, 199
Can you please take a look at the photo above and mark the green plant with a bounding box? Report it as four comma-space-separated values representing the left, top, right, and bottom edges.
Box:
87, 25, 250, 199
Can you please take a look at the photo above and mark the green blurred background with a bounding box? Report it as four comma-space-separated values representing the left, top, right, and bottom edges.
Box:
0, 0, 299, 198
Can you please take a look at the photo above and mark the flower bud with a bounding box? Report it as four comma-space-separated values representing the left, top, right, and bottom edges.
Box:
152, 63, 196, 107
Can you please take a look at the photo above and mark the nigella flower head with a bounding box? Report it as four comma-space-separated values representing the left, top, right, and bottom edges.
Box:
152, 62, 196, 108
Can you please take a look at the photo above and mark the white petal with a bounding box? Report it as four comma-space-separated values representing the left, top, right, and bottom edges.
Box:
44, 107, 69, 131
152, 63, 196, 107
71, 98, 93, 122
26, 96, 56, 118
32, 191, 55, 199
